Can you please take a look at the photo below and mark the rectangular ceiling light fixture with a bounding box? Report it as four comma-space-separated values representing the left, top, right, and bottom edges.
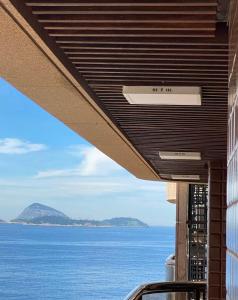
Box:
171, 175, 200, 181
123, 86, 201, 105
159, 151, 201, 160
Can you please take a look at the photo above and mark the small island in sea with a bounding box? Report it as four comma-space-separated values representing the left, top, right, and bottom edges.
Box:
9, 203, 148, 227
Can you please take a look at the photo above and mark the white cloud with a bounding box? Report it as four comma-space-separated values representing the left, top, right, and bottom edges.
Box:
32, 144, 166, 203
36, 168, 77, 178
0, 138, 46, 154
36, 145, 122, 178
0, 175, 165, 203
77, 146, 122, 176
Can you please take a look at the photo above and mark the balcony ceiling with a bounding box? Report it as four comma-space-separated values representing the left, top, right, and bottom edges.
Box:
7, 0, 228, 182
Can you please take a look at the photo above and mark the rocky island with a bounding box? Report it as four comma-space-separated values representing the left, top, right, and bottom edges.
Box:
11, 203, 148, 227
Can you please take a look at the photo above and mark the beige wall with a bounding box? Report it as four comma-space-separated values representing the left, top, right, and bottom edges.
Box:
175, 183, 189, 281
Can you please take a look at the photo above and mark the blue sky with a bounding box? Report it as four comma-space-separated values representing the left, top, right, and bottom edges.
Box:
0, 77, 175, 226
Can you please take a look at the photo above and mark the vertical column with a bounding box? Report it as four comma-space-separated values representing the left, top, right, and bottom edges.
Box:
208, 161, 226, 300
175, 183, 189, 281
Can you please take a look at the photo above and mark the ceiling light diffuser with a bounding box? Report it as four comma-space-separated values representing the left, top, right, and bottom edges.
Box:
159, 151, 201, 160
123, 86, 201, 105
171, 175, 200, 181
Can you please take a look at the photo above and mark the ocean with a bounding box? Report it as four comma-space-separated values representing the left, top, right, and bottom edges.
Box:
0, 224, 175, 300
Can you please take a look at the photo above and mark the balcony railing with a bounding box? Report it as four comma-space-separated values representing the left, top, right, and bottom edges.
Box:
124, 281, 206, 300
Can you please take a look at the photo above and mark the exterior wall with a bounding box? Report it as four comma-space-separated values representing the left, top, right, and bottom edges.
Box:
227, 1, 238, 299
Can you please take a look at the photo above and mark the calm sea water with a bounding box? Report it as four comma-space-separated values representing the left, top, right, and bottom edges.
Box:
0, 224, 175, 300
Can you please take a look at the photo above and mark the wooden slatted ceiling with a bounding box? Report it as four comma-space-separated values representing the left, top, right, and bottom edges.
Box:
13, 0, 228, 182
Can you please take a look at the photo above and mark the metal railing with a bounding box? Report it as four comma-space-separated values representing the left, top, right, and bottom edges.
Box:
188, 184, 208, 281
124, 281, 206, 300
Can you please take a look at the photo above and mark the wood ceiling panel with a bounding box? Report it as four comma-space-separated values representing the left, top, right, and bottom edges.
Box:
25, 1, 217, 6
11, 0, 228, 182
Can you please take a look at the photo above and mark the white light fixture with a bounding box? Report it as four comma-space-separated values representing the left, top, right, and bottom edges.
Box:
171, 175, 200, 181
123, 86, 201, 105
159, 151, 201, 160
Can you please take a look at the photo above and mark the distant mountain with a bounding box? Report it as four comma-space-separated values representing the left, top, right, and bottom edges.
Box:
12, 203, 70, 223
102, 217, 148, 227
11, 203, 148, 227
0, 219, 5, 223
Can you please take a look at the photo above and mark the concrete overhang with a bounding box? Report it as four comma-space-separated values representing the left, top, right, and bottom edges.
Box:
0, 1, 228, 184
0, 1, 160, 181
